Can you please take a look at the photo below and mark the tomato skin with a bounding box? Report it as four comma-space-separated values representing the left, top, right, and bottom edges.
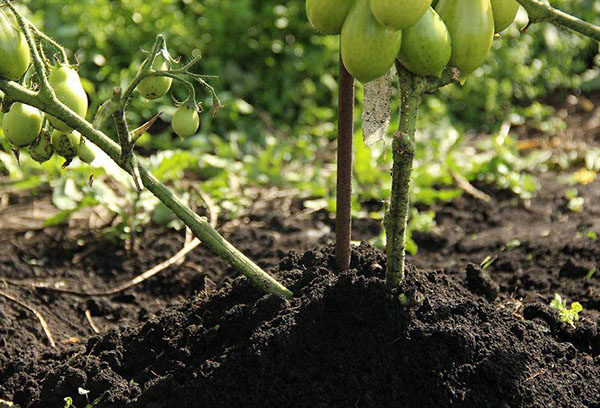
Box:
172, 106, 200, 139
341, 0, 402, 83
28, 129, 54, 163
491, 0, 519, 33
138, 55, 172, 100
77, 141, 95, 164
399, 7, 452, 78
306, 0, 355, 35
51, 129, 81, 159
48, 65, 89, 132
370, 0, 432, 30
0, 10, 31, 81
436, 0, 494, 79
2, 102, 44, 148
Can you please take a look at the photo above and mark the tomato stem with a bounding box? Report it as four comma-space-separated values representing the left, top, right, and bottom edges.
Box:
385, 65, 420, 286
385, 64, 460, 286
516, 0, 600, 42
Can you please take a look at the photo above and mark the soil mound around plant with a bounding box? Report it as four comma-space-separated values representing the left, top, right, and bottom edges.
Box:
5, 244, 600, 408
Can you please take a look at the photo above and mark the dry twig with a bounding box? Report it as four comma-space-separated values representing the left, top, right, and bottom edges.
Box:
0, 290, 56, 347
1, 189, 218, 297
85, 309, 100, 334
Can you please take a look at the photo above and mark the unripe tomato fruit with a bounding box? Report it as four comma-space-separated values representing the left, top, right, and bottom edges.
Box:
138, 55, 172, 100
370, 0, 432, 30
172, 106, 200, 139
306, 0, 355, 35
48, 65, 89, 132
77, 141, 95, 164
0, 9, 31, 81
51, 130, 81, 159
2, 102, 44, 148
436, 0, 494, 80
29, 129, 54, 163
341, 0, 402, 83
491, 0, 519, 33
399, 7, 452, 78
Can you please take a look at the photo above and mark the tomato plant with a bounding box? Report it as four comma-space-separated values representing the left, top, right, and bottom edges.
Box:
305, 0, 600, 285
0, 0, 292, 299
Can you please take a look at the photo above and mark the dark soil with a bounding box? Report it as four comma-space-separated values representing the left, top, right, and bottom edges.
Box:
413, 172, 600, 314
1, 118, 600, 406
2, 242, 600, 408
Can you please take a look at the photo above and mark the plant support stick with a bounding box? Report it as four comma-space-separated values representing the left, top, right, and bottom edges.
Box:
385, 66, 421, 286
336, 49, 355, 272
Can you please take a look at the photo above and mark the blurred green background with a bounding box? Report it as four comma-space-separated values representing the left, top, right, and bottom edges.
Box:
1, 0, 599, 246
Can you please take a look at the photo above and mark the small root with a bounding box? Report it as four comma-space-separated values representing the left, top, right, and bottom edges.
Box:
0, 290, 56, 347
451, 171, 493, 203
0, 187, 218, 298
85, 309, 100, 334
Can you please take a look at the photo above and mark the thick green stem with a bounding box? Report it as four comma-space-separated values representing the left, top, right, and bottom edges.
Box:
139, 169, 291, 297
385, 67, 421, 287
517, 0, 600, 41
0, 79, 293, 299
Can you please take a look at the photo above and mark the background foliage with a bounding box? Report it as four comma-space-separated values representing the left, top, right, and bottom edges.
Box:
2, 0, 599, 244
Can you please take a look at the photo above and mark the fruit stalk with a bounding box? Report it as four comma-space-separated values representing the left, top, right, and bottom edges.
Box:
516, 0, 600, 42
335, 49, 355, 272
385, 65, 421, 287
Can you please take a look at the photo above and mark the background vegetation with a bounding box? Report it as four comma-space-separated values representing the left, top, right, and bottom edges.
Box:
1, 0, 599, 247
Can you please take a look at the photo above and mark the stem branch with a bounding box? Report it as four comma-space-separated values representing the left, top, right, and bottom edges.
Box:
517, 0, 600, 41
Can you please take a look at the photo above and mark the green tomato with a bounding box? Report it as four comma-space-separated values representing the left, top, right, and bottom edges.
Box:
370, 0, 432, 30
48, 65, 89, 132
436, 0, 494, 80
2, 102, 44, 148
491, 0, 519, 33
172, 106, 200, 139
77, 141, 95, 164
306, 0, 355, 35
0, 9, 31, 81
28, 129, 54, 163
341, 0, 402, 83
137, 55, 172, 100
399, 7, 452, 78
51, 129, 81, 159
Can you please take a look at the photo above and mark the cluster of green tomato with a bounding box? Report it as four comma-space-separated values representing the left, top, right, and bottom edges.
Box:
306, 0, 519, 83
0, 8, 200, 166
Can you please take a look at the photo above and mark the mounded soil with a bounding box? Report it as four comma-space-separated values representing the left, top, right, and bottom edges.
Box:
1, 93, 599, 407
0, 172, 598, 407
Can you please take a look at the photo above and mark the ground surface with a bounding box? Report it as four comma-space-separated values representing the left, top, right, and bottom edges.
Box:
1, 95, 600, 407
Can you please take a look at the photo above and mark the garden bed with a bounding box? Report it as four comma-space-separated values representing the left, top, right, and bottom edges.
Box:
1, 171, 599, 407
